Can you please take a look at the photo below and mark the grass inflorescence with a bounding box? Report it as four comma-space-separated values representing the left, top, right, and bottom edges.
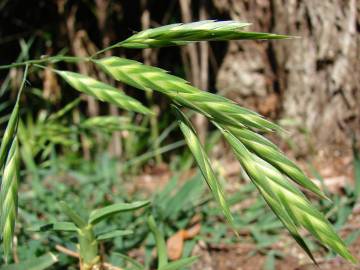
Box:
0, 20, 356, 265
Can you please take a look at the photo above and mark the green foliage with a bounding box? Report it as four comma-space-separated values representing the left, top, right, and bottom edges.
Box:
147, 215, 168, 268
1, 253, 58, 270
89, 201, 150, 225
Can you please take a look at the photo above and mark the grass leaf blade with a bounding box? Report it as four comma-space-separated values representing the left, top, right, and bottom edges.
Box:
147, 215, 168, 268
89, 201, 150, 225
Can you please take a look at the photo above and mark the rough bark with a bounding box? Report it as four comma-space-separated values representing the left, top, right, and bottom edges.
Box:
214, 0, 360, 155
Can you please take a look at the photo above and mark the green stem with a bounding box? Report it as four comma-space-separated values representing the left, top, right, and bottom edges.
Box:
78, 225, 99, 270
16, 63, 29, 101
90, 44, 120, 59
0, 56, 88, 70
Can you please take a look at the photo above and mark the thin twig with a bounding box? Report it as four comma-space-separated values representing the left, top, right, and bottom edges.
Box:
55, 244, 79, 258
55, 245, 124, 270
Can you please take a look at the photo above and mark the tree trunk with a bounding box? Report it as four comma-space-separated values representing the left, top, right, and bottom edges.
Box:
213, 0, 360, 156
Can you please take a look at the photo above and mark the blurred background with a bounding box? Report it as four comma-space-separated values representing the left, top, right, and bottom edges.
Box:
0, 0, 359, 269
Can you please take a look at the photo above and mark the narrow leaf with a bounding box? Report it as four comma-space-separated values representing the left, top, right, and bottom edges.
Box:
27, 222, 78, 232
59, 201, 87, 228
89, 201, 150, 225
113, 253, 144, 270
147, 215, 168, 268
158, 256, 198, 270
96, 230, 133, 241
1, 252, 58, 270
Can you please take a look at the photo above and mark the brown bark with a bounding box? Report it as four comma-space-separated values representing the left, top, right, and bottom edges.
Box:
180, 0, 209, 143
213, 0, 360, 155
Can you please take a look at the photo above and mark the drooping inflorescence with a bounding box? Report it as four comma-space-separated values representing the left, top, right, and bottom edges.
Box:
92, 52, 356, 262
0, 20, 355, 264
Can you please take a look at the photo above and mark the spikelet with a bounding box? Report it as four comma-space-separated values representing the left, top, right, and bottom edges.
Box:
0, 137, 20, 260
0, 101, 19, 169
56, 70, 151, 115
225, 125, 327, 199
118, 20, 289, 49
172, 106, 235, 230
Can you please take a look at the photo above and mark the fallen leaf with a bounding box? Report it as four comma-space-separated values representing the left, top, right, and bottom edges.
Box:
167, 230, 186, 260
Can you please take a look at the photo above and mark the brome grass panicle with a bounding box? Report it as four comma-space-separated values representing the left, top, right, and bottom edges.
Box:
0, 20, 355, 265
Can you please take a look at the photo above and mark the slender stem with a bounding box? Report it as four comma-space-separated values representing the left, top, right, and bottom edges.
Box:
78, 225, 99, 270
0, 56, 89, 70
90, 43, 120, 59
16, 63, 29, 102
0, 40, 127, 69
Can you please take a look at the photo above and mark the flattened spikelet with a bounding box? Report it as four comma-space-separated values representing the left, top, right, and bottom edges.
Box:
226, 125, 327, 199
0, 102, 19, 169
57, 70, 151, 115
172, 106, 235, 230
0, 137, 20, 260
119, 20, 290, 49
